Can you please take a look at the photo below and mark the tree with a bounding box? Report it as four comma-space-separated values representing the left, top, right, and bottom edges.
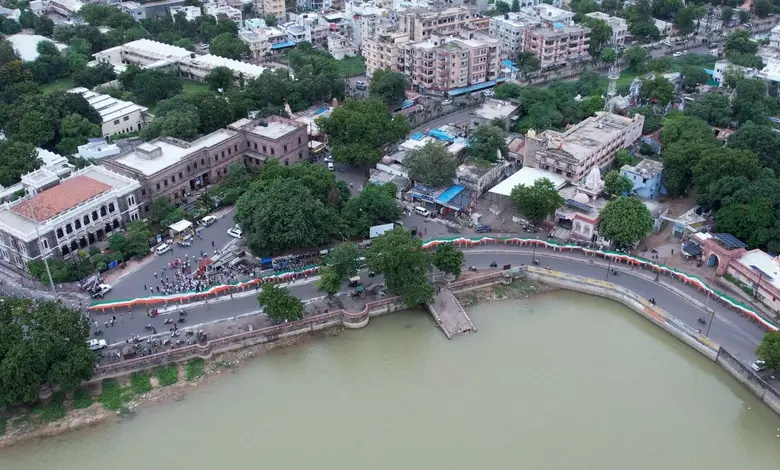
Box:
614, 149, 637, 168
753, 0, 772, 17
600, 48, 617, 64
369, 69, 407, 107
692, 148, 761, 200
495, 0, 511, 13
640, 76, 675, 104
0, 140, 40, 187
317, 98, 409, 166
685, 93, 732, 127
651, 0, 683, 19
433, 243, 464, 278
205, 65, 234, 91
515, 51, 541, 74
209, 32, 250, 60
581, 17, 613, 55
0, 297, 94, 408
188, 92, 232, 134
674, 6, 701, 37
257, 283, 304, 322
341, 183, 402, 238
727, 121, 780, 172
732, 79, 773, 125
623, 46, 650, 72
235, 178, 339, 255
73, 59, 117, 88
738, 9, 750, 23
404, 142, 458, 187
150, 196, 177, 226
629, 21, 661, 42
319, 242, 361, 296
365, 227, 433, 307
680, 65, 709, 91
604, 170, 634, 197
598, 196, 653, 247
142, 110, 200, 141
264, 14, 278, 26
757, 331, 780, 371
629, 106, 662, 134
721, 6, 734, 23
509, 178, 564, 224
468, 124, 508, 163
120, 68, 183, 106
725, 30, 758, 57
56, 113, 101, 155
511, 0, 520, 11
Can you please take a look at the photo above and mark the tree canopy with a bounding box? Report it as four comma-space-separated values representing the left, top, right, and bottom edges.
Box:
369, 69, 407, 107
318, 242, 361, 296
510, 178, 564, 224
404, 142, 458, 187
257, 284, 304, 323
603, 170, 634, 197
756, 331, 780, 372
0, 140, 40, 187
341, 183, 402, 238
468, 124, 508, 162
598, 197, 653, 247
317, 98, 410, 166
0, 297, 95, 409
433, 244, 464, 278
365, 227, 433, 307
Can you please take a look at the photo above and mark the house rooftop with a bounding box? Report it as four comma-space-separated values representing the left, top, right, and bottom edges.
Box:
472, 99, 520, 121
737, 250, 780, 291
12, 176, 110, 222
621, 159, 663, 179
540, 112, 641, 162
68, 87, 147, 123
250, 121, 299, 139
6, 34, 67, 61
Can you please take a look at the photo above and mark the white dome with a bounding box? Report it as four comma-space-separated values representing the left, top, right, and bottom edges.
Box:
573, 192, 590, 205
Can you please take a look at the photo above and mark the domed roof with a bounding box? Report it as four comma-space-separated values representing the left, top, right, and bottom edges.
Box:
573, 192, 590, 205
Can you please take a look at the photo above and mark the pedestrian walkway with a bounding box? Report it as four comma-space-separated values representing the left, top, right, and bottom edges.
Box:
426, 287, 475, 339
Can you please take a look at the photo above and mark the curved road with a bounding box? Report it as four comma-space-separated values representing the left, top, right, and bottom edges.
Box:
93, 245, 766, 365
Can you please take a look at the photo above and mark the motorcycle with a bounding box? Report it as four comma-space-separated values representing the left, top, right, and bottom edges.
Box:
533, 259, 540, 266
144, 323, 153, 330
611, 269, 619, 276
697, 317, 707, 325
469, 265, 477, 272
178, 316, 187, 323
164, 318, 173, 325
489, 261, 498, 267
179, 310, 187, 317
649, 298, 656, 305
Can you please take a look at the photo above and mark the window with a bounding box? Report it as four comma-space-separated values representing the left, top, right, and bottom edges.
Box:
128, 196, 135, 206
144, 205, 149, 212
66, 224, 73, 234
262, 145, 267, 152
201, 158, 205, 165
298, 137, 301, 144
108, 202, 115, 213
194, 162, 198, 169
187, 165, 191, 172
141, 188, 146, 196
228, 148, 231, 155
113, 119, 120, 125
221, 151, 225, 158
234, 144, 238, 151
246, 140, 250, 148
254, 142, 258, 150
283, 144, 287, 152
100, 206, 107, 217
41, 238, 49, 250
123, 116, 130, 121
174, 192, 178, 199
298, 151, 302, 159
56, 228, 64, 238
75, 219, 81, 229
171, 175, 175, 183
156, 183, 161, 190
179, 172, 183, 179
271, 148, 275, 155
83, 215, 90, 226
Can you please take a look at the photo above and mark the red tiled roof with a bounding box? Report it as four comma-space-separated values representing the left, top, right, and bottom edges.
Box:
13, 176, 112, 222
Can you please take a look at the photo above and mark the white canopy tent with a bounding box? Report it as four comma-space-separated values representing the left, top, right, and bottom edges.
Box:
168, 219, 193, 237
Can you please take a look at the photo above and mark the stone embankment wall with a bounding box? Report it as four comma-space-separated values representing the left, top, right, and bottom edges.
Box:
716, 348, 780, 415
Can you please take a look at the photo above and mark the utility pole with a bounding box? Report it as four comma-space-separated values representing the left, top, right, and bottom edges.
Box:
32, 202, 57, 299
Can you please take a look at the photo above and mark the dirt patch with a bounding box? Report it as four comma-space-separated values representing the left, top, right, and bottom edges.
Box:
456, 279, 558, 308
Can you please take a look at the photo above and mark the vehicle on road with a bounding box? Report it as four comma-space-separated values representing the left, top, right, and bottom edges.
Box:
414, 206, 431, 217
324, 156, 333, 163
751, 360, 767, 372
475, 224, 492, 233
355, 80, 367, 90
227, 227, 242, 239
672, 51, 684, 57
441, 99, 453, 106
155, 243, 171, 255
91, 283, 112, 298
327, 162, 335, 171
483, 90, 495, 98
200, 215, 217, 226
88, 339, 108, 351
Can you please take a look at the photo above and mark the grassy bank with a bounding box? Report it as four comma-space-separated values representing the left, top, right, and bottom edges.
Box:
335, 56, 366, 76
41, 77, 77, 94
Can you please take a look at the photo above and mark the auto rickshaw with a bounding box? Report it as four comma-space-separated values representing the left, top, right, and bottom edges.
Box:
348, 276, 361, 287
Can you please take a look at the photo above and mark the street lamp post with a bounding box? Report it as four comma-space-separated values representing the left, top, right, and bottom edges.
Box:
605, 255, 613, 281
34, 218, 57, 299
705, 307, 715, 336
531, 240, 537, 265
754, 271, 764, 302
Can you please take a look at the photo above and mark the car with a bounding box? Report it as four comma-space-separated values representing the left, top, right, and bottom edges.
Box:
91, 284, 112, 298
483, 90, 495, 98
441, 99, 453, 106
155, 243, 171, 255
324, 156, 333, 163
672, 51, 684, 57
355, 80, 367, 90
751, 360, 768, 372
88, 339, 108, 351
200, 215, 217, 226
227, 227, 242, 239
475, 224, 492, 233
327, 162, 335, 171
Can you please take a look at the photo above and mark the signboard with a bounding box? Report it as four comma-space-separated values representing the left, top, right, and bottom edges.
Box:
370, 223, 395, 239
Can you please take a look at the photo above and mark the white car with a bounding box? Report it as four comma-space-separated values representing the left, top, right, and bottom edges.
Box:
91, 284, 112, 298
441, 99, 453, 106
483, 90, 495, 97
155, 243, 171, 255
327, 162, 335, 171
672, 51, 684, 57
324, 156, 333, 163
751, 360, 768, 372
227, 227, 242, 239
88, 339, 108, 351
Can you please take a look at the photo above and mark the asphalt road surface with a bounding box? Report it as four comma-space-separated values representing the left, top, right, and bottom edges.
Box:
94, 245, 765, 365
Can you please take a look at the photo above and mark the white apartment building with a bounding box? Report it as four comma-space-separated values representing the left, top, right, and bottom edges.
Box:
770, 24, 780, 50
239, 26, 291, 58
47, 0, 83, 17
522, 21, 590, 69
68, 87, 149, 138
584, 12, 627, 47
328, 34, 359, 60
489, 13, 534, 60
522, 112, 645, 183
397, 7, 488, 41
364, 27, 411, 76
254, 0, 284, 19
169, 5, 201, 21
0, 165, 141, 268
205, 3, 243, 26
404, 32, 500, 93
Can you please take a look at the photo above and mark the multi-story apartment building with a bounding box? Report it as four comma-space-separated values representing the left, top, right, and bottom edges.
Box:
254, 0, 285, 19
403, 32, 500, 92
584, 12, 627, 47
239, 27, 290, 59
489, 13, 535, 60
522, 112, 644, 183
117, 1, 145, 21
364, 27, 410, 76
328, 34, 359, 60
101, 117, 309, 212
68, 87, 149, 139
0, 165, 141, 268
397, 7, 485, 41
205, 3, 243, 26
522, 21, 590, 69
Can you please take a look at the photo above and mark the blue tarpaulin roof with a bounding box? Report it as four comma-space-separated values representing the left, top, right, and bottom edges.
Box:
447, 78, 506, 97
401, 99, 414, 109
314, 107, 329, 115
427, 128, 455, 142
437, 185, 464, 204
271, 40, 297, 49
410, 132, 425, 140
501, 60, 520, 72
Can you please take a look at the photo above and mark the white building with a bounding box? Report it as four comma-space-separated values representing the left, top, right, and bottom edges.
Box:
6, 34, 67, 61
0, 165, 141, 268
47, 0, 84, 17
489, 13, 531, 60
68, 87, 149, 139
584, 12, 627, 47
0, 148, 74, 203
205, 3, 243, 26
239, 26, 293, 57
470, 99, 521, 128
77, 138, 122, 160
178, 54, 267, 81
328, 34, 358, 60
117, 2, 146, 21
770, 24, 780, 50
653, 18, 673, 36
169, 5, 201, 21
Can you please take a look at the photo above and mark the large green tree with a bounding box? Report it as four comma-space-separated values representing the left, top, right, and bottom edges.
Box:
685, 93, 732, 127
56, 113, 101, 155
341, 183, 402, 238
598, 196, 653, 247
404, 142, 458, 187
680, 65, 709, 92
604, 170, 634, 197
317, 98, 409, 166
757, 331, 780, 371
205, 65, 234, 91
257, 284, 304, 322
365, 227, 433, 307
209, 32, 250, 60
510, 178, 564, 224
0, 140, 40, 187
0, 297, 94, 408
623, 46, 650, 72
369, 69, 407, 107
318, 242, 361, 296
433, 243, 464, 278
468, 124, 508, 162
581, 16, 613, 55
727, 121, 780, 172
640, 76, 675, 105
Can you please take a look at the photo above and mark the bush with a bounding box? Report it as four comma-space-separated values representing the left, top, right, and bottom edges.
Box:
130, 372, 152, 395
72, 388, 93, 409
154, 365, 179, 387
99, 379, 133, 410
35, 392, 66, 423
185, 358, 205, 381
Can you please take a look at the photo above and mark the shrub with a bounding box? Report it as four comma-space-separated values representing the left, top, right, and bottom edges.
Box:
185, 358, 205, 381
